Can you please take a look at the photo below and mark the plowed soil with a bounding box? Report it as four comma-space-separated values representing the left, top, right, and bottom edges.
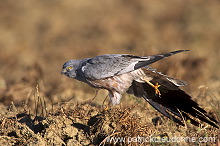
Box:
0, 0, 219, 145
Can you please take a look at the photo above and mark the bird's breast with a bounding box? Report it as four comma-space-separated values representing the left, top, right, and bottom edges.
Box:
89, 73, 134, 93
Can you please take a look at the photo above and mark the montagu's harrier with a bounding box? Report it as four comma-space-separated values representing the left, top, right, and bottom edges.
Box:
61, 50, 219, 128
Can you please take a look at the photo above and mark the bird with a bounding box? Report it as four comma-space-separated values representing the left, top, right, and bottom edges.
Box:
61, 50, 219, 128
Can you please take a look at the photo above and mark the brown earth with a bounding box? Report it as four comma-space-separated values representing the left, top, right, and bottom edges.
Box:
0, 0, 219, 145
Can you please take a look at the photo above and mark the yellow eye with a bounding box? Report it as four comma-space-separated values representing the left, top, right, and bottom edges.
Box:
67, 66, 73, 70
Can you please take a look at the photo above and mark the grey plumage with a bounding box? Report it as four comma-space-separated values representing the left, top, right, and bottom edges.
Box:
61, 50, 219, 128
64, 50, 187, 80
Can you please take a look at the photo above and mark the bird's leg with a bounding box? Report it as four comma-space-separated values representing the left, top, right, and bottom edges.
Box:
102, 94, 109, 110
142, 78, 161, 96
86, 89, 99, 105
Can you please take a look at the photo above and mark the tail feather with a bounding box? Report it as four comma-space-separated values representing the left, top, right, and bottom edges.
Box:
127, 80, 219, 128
144, 97, 185, 126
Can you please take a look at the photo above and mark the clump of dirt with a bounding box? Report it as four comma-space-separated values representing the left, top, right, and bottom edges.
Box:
87, 106, 154, 145
0, 103, 98, 145
0, 0, 220, 145
0, 102, 219, 145
0, 115, 46, 145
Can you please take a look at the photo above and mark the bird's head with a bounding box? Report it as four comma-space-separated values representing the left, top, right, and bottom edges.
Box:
61, 60, 79, 78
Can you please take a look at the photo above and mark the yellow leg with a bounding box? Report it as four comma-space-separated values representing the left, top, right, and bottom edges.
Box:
104, 106, 109, 111
142, 78, 161, 96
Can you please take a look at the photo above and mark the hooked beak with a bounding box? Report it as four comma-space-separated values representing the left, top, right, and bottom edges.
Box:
61, 69, 66, 75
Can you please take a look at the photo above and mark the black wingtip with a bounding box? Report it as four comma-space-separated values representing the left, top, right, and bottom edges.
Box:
134, 50, 190, 70
170, 50, 190, 54
163, 50, 190, 58
153, 50, 189, 57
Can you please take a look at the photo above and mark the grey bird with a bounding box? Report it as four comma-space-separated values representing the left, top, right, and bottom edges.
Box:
61, 50, 219, 128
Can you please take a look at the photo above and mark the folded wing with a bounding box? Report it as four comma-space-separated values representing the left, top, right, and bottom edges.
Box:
81, 50, 189, 80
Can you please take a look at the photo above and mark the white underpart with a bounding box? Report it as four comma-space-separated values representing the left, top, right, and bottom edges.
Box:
130, 69, 153, 83
109, 91, 122, 105
108, 68, 153, 105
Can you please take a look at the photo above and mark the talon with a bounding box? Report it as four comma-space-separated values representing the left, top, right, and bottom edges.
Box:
141, 77, 161, 96
154, 83, 161, 95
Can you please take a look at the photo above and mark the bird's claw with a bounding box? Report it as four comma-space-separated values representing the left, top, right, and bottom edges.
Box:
154, 83, 161, 96
141, 77, 161, 96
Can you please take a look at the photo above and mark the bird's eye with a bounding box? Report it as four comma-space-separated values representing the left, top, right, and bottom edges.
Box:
67, 66, 73, 70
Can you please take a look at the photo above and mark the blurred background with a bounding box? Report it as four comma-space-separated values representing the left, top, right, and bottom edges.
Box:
0, 0, 219, 108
